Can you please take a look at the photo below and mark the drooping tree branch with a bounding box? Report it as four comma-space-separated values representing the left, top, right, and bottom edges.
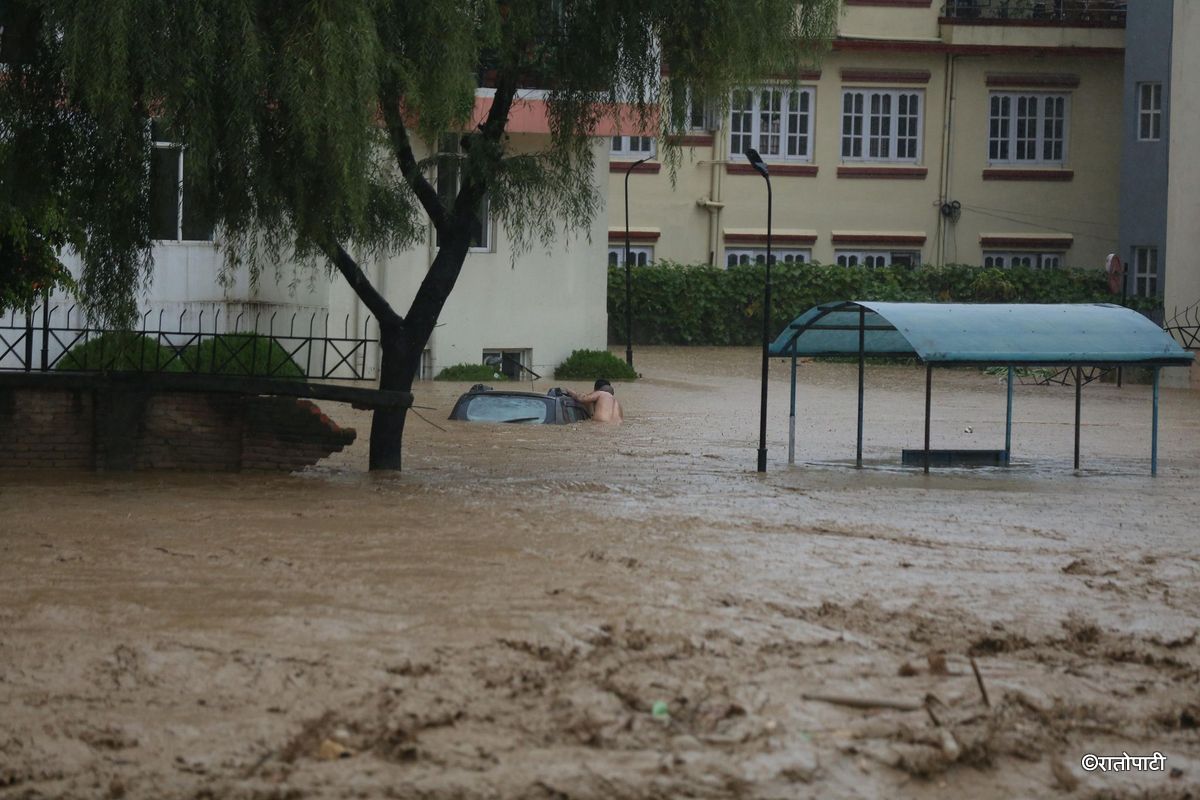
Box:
323, 242, 404, 327
379, 83, 449, 235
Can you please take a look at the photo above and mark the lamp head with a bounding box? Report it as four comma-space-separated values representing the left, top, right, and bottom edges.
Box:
745, 148, 769, 178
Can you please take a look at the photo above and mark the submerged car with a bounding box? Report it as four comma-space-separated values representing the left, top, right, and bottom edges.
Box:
448, 384, 591, 424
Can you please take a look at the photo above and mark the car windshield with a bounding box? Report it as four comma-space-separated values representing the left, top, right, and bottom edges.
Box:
464, 395, 550, 423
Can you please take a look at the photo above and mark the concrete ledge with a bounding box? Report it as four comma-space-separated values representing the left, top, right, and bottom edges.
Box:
0, 371, 411, 410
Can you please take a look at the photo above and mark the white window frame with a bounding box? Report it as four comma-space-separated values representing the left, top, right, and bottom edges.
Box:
437, 136, 492, 253
670, 87, 715, 132
1137, 82, 1163, 142
982, 251, 1064, 270
725, 248, 810, 268
607, 245, 653, 267
482, 348, 532, 381
840, 89, 923, 163
834, 250, 920, 268
149, 139, 213, 243
1132, 246, 1159, 297
988, 91, 1070, 166
610, 136, 656, 158
728, 87, 815, 163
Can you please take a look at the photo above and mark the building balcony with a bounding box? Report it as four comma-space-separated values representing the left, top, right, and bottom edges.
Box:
941, 0, 1126, 27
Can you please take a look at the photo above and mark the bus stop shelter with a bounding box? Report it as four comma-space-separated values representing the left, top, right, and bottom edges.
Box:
769, 302, 1194, 475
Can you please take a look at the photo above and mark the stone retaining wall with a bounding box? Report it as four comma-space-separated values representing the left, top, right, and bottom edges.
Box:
0, 387, 355, 471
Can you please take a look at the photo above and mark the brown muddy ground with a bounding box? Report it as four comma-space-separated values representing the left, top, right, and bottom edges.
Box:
2, 347, 1199, 800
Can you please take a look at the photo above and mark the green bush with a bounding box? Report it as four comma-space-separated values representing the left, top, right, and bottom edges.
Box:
608, 261, 1162, 346
56, 332, 187, 372
554, 349, 638, 381
435, 363, 508, 381
181, 333, 304, 378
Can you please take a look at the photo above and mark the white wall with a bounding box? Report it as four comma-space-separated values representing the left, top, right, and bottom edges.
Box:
332, 136, 611, 380
6, 135, 610, 379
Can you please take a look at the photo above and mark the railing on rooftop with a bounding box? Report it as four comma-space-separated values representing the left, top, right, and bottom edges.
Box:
942, 0, 1126, 26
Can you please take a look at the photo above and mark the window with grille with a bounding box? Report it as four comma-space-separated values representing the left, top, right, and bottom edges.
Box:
610, 136, 656, 158
1133, 246, 1159, 297
607, 246, 653, 267
841, 89, 922, 162
725, 248, 810, 268
988, 92, 1068, 165
835, 250, 919, 268
1138, 83, 1163, 142
728, 87, 815, 162
982, 252, 1064, 270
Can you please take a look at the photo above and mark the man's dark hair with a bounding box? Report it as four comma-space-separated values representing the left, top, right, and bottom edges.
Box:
594, 378, 613, 393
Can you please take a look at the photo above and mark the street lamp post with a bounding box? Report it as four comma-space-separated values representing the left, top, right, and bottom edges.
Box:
745, 148, 771, 473
624, 154, 652, 368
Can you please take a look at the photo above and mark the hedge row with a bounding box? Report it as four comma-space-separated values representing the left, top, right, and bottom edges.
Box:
607, 262, 1159, 346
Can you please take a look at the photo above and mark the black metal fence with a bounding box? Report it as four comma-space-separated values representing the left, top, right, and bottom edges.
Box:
0, 302, 378, 381
942, 0, 1126, 25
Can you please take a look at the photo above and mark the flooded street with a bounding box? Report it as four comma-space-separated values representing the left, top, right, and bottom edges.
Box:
2, 347, 1199, 799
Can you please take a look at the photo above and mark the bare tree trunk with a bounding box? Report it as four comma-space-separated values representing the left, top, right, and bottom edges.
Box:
368, 321, 410, 470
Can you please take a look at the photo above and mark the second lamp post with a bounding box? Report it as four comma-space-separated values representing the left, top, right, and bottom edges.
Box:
745, 148, 772, 473
624, 154, 652, 368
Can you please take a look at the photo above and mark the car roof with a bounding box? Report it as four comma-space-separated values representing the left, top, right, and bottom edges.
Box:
462, 389, 554, 400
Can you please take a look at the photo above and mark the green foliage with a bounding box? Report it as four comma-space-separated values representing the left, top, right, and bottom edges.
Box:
554, 349, 638, 381
1, 0, 153, 322
609, 262, 1163, 346
0, 232, 76, 311
9, 0, 840, 323
56, 332, 186, 372
180, 334, 304, 378
435, 363, 508, 381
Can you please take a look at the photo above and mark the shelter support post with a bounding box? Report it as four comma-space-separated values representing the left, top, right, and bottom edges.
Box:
1005, 366, 1014, 464
788, 348, 797, 465
856, 306, 865, 468
1152, 367, 1160, 476
924, 364, 932, 474
1074, 366, 1082, 471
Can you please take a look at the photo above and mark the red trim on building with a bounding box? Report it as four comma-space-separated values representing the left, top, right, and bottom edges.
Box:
840, 68, 932, 84
986, 73, 1081, 88
983, 168, 1074, 181
979, 236, 1073, 249
610, 161, 662, 174
665, 134, 715, 147
837, 166, 929, 179
831, 233, 927, 246
725, 163, 818, 177
724, 232, 818, 246
608, 230, 661, 243
833, 38, 1122, 57
846, 0, 931, 6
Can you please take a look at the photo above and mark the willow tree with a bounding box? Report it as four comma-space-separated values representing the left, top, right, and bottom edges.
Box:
13, 0, 837, 469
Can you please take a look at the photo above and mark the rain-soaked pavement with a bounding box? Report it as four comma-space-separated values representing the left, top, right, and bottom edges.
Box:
1, 347, 1198, 799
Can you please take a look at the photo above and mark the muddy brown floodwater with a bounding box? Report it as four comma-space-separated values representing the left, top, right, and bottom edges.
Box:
2, 347, 1199, 800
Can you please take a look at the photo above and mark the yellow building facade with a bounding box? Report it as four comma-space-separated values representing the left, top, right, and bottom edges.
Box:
607, 1, 1126, 273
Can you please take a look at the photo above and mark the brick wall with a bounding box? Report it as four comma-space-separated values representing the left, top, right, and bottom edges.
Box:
0, 387, 355, 471
0, 388, 94, 469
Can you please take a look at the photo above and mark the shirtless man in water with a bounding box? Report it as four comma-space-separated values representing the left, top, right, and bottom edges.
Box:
565, 379, 624, 423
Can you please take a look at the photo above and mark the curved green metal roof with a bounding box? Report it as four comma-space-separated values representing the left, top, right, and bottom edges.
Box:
769, 301, 1195, 366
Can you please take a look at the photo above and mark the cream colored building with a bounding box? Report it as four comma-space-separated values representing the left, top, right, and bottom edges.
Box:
608, 1, 1126, 275
1165, 0, 1200, 342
